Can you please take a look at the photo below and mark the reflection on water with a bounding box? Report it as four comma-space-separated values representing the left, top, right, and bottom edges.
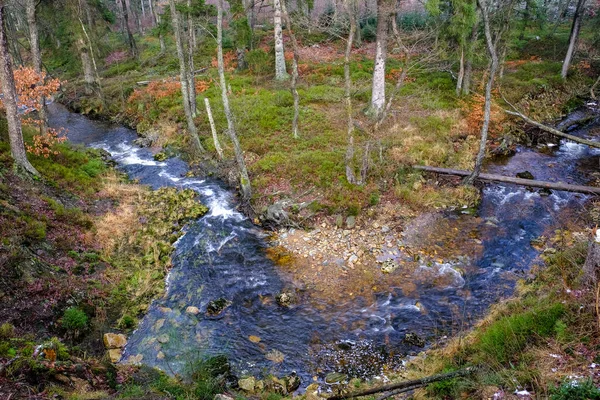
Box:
47, 102, 599, 384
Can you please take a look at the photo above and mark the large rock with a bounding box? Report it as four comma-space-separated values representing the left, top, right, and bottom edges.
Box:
403, 332, 425, 347
238, 377, 256, 392
107, 348, 122, 363
103, 333, 127, 349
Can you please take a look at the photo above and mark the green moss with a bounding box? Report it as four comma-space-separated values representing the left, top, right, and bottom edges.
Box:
61, 307, 89, 332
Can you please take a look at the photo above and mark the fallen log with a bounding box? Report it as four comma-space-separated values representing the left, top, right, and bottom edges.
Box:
413, 165, 600, 195
328, 368, 476, 400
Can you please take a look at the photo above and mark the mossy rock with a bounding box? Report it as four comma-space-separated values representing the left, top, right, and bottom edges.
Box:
153, 152, 168, 162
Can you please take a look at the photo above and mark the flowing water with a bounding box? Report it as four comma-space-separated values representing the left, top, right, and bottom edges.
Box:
47, 102, 600, 385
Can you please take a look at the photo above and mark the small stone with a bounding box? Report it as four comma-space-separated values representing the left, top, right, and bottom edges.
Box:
381, 260, 399, 274
381, 225, 390, 233
248, 335, 261, 343
157, 334, 170, 343
348, 254, 358, 264
346, 216, 356, 229
335, 215, 344, 228
186, 306, 200, 315
206, 298, 232, 316
103, 333, 127, 349
153, 318, 165, 331
238, 377, 256, 392
157, 351, 165, 360
325, 372, 348, 384
107, 348, 122, 363
214, 395, 235, 400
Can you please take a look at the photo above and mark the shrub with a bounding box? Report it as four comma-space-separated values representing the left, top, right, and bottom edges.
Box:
0, 322, 15, 339
61, 306, 89, 332
246, 49, 273, 76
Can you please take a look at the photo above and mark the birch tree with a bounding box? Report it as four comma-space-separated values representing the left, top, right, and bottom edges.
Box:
0, 0, 38, 175
370, 0, 392, 117
217, 0, 252, 200
561, 0, 587, 79
169, 0, 205, 154
344, 0, 358, 184
281, 0, 300, 138
273, 0, 288, 80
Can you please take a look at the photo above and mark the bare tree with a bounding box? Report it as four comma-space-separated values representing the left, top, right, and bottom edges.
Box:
0, 0, 38, 175
281, 0, 300, 138
169, 0, 205, 154
561, 0, 587, 79
186, 0, 197, 116
204, 98, 224, 159
273, 0, 288, 80
344, 0, 358, 184
217, 0, 252, 200
464, 0, 500, 185
25, 0, 47, 134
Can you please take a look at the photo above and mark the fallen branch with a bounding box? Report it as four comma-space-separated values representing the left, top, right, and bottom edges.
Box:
500, 92, 600, 149
328, 368, 476, 400
413, 165, 600, 195
504, 109, 600, 149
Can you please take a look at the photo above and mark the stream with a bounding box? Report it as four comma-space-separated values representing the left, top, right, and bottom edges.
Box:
47, 101, 600, 386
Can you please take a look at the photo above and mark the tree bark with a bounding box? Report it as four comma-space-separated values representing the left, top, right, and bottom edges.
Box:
370, 0, 389, 117
25, 0, 47, 134
456, 45, 465, 96
464, 0, 499, 186
169, 0, 204, 154
186, 0, 197, 116
273, 0, 288, 80
414, 165, 600, 195
122, 0, 138, 57
75, 37, 96, 94
0, 3, 38, 175
344, 0, 357, 184
217, 0, 252, 200
281, 0, 300, 138
462, 17, 479, 96
204, 98, 224, 159
561, 0, 587, 80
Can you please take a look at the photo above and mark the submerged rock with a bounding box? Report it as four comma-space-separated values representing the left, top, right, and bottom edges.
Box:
403, 332, 425, 347
185, 306, 200, 315
153, 152, 168, 162
516, 171, 535, 180
275, 291, 297, 307
381, 260, 399, 274
206, 298, 232, 316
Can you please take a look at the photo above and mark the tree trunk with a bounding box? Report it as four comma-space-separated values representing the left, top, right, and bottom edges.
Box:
204, 98, 224, 159
344, 0, 357, 184
76, 37, 96, 94
169, 0, 204, 154
0, 3, 38, 175
217, 0, 252, 200
273, 0, 288, 80
122, 0, 138, 57
186, 0, 197, 116
117, 0, 126, 33
281, 0, 300, 138
464, 0, 499, 186
462, 17, 479, 96
148, 0, 155, 26
25, 0, 47, 134
5, 12, 22, 66
561, 0, 587, 80
591, 75, 600, 99
141, 0, 146, 19
370, 0, 389, 117
456, 45, 465, 96
78, 16, 103, 98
